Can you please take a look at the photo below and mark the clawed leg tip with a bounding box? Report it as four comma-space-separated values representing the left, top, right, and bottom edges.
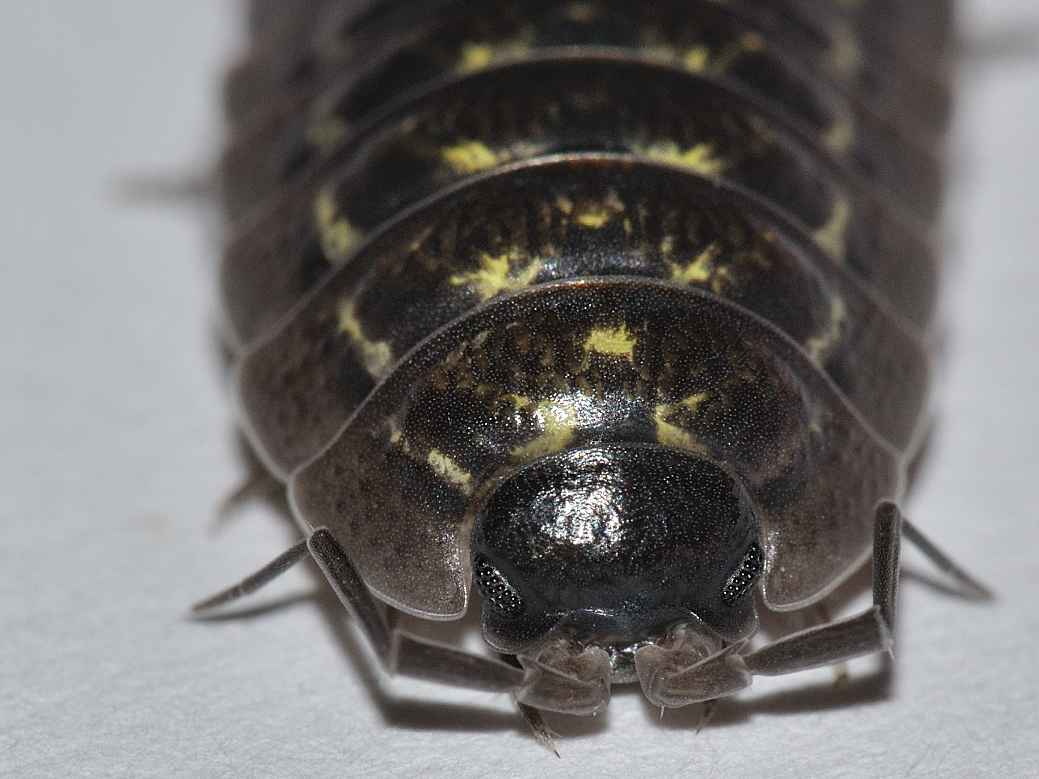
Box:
517, 703, 562, 757
531, 730, 561, 759
695, 700, 718, 734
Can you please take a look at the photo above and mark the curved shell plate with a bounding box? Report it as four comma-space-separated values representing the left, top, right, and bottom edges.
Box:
236, 156, 927, 479
222, 57, 936, 350
288, 280, 903, 617
223, 0, 943, 224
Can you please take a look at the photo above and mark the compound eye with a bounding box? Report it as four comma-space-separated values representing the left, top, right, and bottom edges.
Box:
473, 555, 526, 617
721, 543, 764, 605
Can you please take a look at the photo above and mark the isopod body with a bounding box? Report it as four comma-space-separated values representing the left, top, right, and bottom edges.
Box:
200, 0, 989, 724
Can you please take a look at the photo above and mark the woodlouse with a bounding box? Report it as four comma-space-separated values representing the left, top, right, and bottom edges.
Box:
197, 0, 991, 736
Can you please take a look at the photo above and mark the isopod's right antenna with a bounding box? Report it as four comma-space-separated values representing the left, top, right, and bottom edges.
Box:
635, 502, 992, 708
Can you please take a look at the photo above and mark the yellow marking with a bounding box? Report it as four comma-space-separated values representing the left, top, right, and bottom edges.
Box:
678, 392, 711, 414
306, 117, 349, 152
639, 141, 728, 178
314, 189, 362, 264
669, 243, 722, 285
823, 115, 855, 155
576, 207, 611, 229
458, 42, 494, 72
456, 31, 533, 74
427, 449, 474, 494
448, 251, 543, 301
804, 296, 849, 362
336, 300, 395, 377
683, 46, 710, 72
813, 197, 852, 262
441, 140, 501, 174
827, 23, 865, 77
682, 31, 762, 76
555, 195, 574, 215
654, 405, 708, 455
387, 418, 412, 453
583, 324, 637, 361
510, 401, 578, 462
709, 266, 736, 295
573, 191, 625, 229
502, 393, 534, 411
808, 405, 827, 436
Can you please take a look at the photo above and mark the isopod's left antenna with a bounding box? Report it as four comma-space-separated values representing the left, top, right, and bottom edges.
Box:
112, 169, 216, 206
192, 530, 525, 692
191, 539, 310, 612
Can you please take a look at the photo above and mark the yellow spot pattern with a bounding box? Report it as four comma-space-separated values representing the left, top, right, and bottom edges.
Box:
583, 324, 637, 361
576, 207, 611, 229
510, 400, 578, 462
669, 243, 723, 285
314, 189, 362, 264
427, 449, 474, 494
448, 251, 543, 301
457, 42, 494, 72
454, 33, 533, 74
653, 391, 711, 453
502, 393, 534, 410
336, 300, 395, 377
683, 46, 710, 72
441, 140, 502, 174
804, 296, 849, 363
306, 117, 349, 153
639, 141, 728, 178
387, 418, 412, 453
681, 31, 764, 75
813, 197, 852, 262
653, 405, 709, 455
678, 392, 711, 414
573, 190, 625, 229
827, 23, 865, 77
823, 115, 855, 155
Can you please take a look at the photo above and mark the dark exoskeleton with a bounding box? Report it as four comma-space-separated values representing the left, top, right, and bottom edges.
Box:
197, 0, 990, 736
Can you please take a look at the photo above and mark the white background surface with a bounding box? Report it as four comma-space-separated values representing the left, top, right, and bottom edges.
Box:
3, 3, 1038, 777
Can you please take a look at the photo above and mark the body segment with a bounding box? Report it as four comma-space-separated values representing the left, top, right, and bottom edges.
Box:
223, 0, 943, 223
222, 57, 937, 350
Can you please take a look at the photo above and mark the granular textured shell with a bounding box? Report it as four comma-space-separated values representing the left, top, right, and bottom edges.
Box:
222, 1, 946, 619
